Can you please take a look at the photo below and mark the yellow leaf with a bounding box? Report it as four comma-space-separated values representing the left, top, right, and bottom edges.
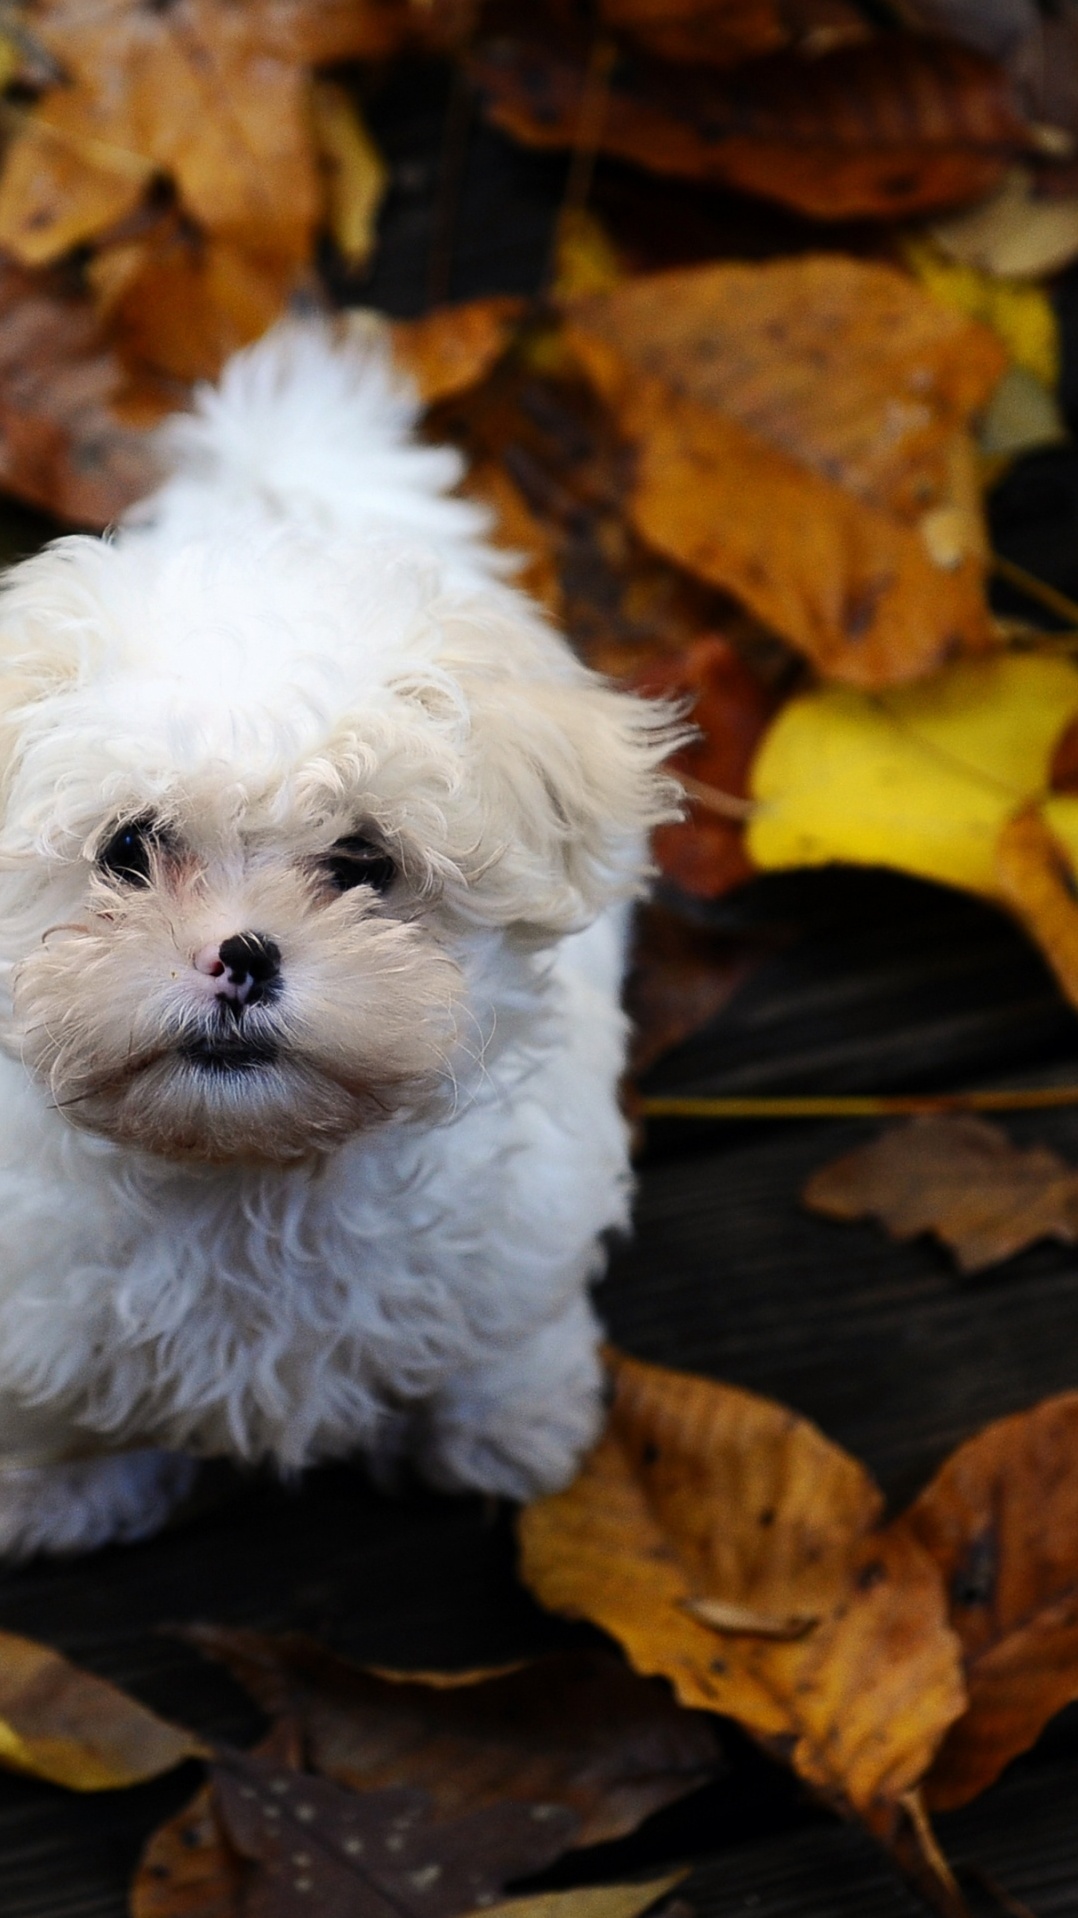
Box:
311, 79, 387, 271
0, 1627, 204, 1790
904, 234, 1059, 389
748, 653, 1078, 895
482, 1877, 689, 1918
551, 208, 625, 300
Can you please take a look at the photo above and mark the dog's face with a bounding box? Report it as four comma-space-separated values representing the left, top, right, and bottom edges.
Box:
0, 528, 674, 1164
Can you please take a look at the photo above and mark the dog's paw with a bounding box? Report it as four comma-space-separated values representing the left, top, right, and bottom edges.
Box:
422, 1306, 605, 1502
0, 1449, 197, 1559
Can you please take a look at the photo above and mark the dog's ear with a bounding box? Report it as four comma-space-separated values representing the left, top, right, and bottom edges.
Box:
454, 653, 685, 937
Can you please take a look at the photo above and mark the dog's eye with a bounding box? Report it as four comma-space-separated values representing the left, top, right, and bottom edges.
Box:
325, 836, 397, 896
96, 815, 163, 885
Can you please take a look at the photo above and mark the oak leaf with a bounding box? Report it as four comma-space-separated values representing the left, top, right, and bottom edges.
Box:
472, 34, 1033, 221
804, 1115, 1078, 1273
564, 258, 1006, 686
905, 1395, 1078, 1811
518, 1351, 965, 1838
0, 1625, 203, 1790
184, 1629, 720, 1849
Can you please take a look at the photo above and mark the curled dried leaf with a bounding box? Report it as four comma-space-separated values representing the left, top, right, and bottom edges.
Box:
0, 1626, 203, 1791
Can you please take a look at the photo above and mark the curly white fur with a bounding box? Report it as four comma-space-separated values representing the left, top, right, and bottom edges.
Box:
0, 318, 680, 1556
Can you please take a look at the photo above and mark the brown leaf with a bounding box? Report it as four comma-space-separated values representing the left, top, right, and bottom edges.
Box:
106, 220, 306, 383
185, 1630, 720, 1849
804, 1115, 1078, 1274
463, 458, 564, 615
596, 0, 867, 67
132, 1780, 243, 1918
0, 1626, 203, 1790
209, 1750, 578, 1918
1050, 717, 1078, 792
389, 298, 525, 409
0, 257, 166, 523
432, 342, 761, 682
518, 1351, 966, 1834
996, 806, 1078, 1012
0, 1, 471, 272
564, 258, 1006, 687
471, 34, 1033, 221
906, 1394, 1078, 1810
633, 637, 775, 898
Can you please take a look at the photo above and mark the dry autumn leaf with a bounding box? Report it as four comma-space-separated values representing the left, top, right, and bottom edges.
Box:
518, 1350, 965, 1854
996, 804, 1078, 1012
627, 905, 774, 1076
905, 1394, 1078, 1811
387, 298, 526, 408
748, 653, 1078, 895
596, 0, 867, 66
472, 33, 1033, 221
208, 1751, 580, 1918
0, 256, 165, 522
0, 1626, 203, 1790
633, 637, 777, 899
564, 257, 1006, 687
804, 1115, 1078, 1273
183, 1629, 721, 1847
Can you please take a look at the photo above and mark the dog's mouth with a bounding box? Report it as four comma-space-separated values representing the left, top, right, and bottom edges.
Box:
178, 1035, 280, 1072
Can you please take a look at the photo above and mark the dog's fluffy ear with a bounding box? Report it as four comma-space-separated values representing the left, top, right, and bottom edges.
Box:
455, 654, 685, 937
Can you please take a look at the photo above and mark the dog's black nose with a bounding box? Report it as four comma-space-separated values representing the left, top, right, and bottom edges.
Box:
218, 932, 281, 1000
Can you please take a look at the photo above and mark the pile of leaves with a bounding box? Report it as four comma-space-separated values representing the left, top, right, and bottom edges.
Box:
6, 2, 1078, 1915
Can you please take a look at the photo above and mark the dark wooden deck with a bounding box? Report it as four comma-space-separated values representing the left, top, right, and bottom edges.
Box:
3, 59, 1078, 1916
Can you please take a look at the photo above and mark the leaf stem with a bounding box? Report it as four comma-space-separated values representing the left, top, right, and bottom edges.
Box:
640, 1087, 1078, 1120
991, 554, 1078, 631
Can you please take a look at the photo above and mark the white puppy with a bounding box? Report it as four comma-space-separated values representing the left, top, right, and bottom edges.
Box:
0, 321, 677, 1557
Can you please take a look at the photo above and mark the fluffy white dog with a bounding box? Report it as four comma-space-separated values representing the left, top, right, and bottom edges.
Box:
0, 320, 677, 1557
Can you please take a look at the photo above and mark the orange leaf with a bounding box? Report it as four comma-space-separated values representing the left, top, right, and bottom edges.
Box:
518, 1351, 965, 1831
804, 1114, 1078, 1273
596, 0, 868, 67
564, 258, 1005, 687
131, 1779, 242, 1918
907, 1395, 1078, 1811
389, 297, 525, 408
471, 34, 1032, 221
107, 222, 305, 383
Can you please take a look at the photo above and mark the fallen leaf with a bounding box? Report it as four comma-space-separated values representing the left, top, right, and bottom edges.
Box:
462, 458, 564, 615
106, 219, 306, 384
0, 256, 166, 522
311, 80, 387, 273
747, 653, 1078, 895
472, 34, 1033, 221
905, 1394, 1078, 1810
0, 0, 466, 274
596, 0, 868, 66
518, 1351, 965, 1838
185, 1630, 720, 1849
132, 1779, 243, 1918
432, 341, 750, 682
565, 258, 1006, 686
210, 1751, 579, 1918
388, 298, 525, 407
930, 165, 1078, 280
480, 1879, 689, 1918
633, 637, 777, 898
803, 1115, 1078, 1273
0, 1626, 203, 1790
551, 207, 626, 302
903, 235, 1059, 388
995, 803, 1078, 1011
977, 367, 1067, 461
